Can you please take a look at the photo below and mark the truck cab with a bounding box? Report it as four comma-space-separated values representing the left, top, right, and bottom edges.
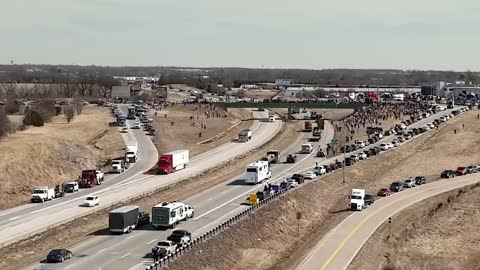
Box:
125, 144, 138, 163
111, 159, 128, 174
238, 129, 252, 142
31, 186, 55, 203
349, 189, 366, 211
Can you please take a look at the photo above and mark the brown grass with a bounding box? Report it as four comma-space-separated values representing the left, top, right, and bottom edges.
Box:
167, 110, 480, 270
0, 107, 124, 210
151, 104, 252, 157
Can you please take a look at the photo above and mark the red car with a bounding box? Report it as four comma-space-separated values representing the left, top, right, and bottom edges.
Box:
377, 188, 393, 197
456, 167, 467, 176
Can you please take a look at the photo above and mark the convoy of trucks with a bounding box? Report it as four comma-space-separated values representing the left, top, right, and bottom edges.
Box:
157, 150, 189, 174
238, 129, 252, 142
151, 202, 194, 229
245, 160, 272, 184
79, 170, 104, 188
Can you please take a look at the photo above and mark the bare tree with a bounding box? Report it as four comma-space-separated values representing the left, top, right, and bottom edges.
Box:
97, 76, 121, 97
64, 105, 76, 123
0, 83, 16, 99
0, 108, 11, 138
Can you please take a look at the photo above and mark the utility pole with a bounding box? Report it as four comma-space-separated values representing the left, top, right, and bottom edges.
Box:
342, 140, 346, 184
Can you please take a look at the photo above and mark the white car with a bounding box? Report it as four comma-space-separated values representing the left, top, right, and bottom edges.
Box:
423, 125, 430, 131
355, 141, 365, 148
358, 152, 367, 160
403, 179, 416, 188
304, 171, 316, 180
83, 196, 100, 207
379, 143, 389, 151
427, 122, 435, 129
287, 178, 299, 188
392, 140, 400, 147
350, 154, 359, 162
64, 182, 79, 193
132, 122, 141, 129
121, 127, 129, 133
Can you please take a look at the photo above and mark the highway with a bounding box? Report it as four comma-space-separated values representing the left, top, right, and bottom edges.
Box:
0, 106, 281, 247
22, 120, 335, 270
296, 110, 471, 270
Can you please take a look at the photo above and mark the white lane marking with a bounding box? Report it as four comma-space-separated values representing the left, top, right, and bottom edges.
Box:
128, 262, 149, 270
97, 248, 107, 254
8, 216, 20, 221
126, 235, 135, 240
64, 264, 76, 269
146, 239, 156, 245
120, 252, 131, 259
194, 206, 245, 235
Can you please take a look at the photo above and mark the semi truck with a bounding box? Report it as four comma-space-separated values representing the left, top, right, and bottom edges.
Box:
301, 143, 314, 154
261, 150, 280, 164
349, 188, 366, 211
127, 107, 136, 120
79, 170, 104, 188
238, 129, 252, 142
157, 150, 189, 174
109, 205, 140, 234
151, 202, 194, 229
31, 186, 55, 203
125, 143, 138, 163
245, 160, 272, 184
116, 115, 126, 126
111, 159, 129, 173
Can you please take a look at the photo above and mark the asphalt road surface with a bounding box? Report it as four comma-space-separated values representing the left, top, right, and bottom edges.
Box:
22, 120, 335, 270
0, 106, 280, 247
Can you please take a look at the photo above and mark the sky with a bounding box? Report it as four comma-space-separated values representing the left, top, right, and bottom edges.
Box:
1, 0, 480, 70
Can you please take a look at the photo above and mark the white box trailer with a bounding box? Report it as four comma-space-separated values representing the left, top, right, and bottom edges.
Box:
151, 202, 192, 228
125, 143, 138, 163
245, 161, 271, 184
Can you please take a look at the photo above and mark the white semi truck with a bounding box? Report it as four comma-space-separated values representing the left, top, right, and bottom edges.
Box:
125, 143, 138, 163
349, 188, 366, 211
245, 161, 272, 184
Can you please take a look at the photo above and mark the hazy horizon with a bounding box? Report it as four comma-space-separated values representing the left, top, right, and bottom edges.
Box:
2, 0, 480, 71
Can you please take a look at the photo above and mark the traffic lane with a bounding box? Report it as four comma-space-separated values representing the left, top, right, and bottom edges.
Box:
298, 174, 480, 270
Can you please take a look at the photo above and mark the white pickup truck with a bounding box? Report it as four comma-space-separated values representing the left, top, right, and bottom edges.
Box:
31, 186, 55, 203
156, 240, 177, 257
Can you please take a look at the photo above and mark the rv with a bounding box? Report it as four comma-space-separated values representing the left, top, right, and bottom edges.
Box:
245, 161, 272, 184
151, 202, 194, 229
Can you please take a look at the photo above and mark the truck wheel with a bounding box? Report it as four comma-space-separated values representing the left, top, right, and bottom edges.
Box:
127, 227, 132, 234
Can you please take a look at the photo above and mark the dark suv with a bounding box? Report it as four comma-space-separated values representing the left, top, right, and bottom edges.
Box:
414, 176, 427, 185
364, 194, 375, 205
167, 230, 192, 245
291, 174, 305, 184
390, 182, 404, 192
441, 170, 455, 178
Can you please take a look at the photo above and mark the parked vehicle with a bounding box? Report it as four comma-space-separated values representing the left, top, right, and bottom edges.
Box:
158, 150, 189, 174
137, 211, 150, 226
456, 166, 468, 176
167, 230, 192, 245
390, 181, 404, 192
312, 127, 322, 137
238, 129, 252, 142
441, 170, 456, 179
304, 171, 316, 180
377, 188, 392, 197
261, 150, 280, 164
151, 202, 193, 229
245, 161, 271, 184
125, 143, 139, 163
109, 205, 140, 234
467, 165, 479, 174
54, 185, 64, 198
301, 143, 314, 154
286, 154, 297, 163
286, 178, 299, 188
31, 186, 55, 203
80, 169, 104, 187
414, 176, 427, 185
148, 128, 157, 136
345, 157, 354, 166
47, 249, 73, 263
403, 178, 416, 188
121, 127, 129, 133
291, 174, 305, 184
313, 165, 327, 175
156, 240, 177, 257
64, 182, 79, 193
379, 143, 389, 151
364, 194, 375, 205
349, 189, 366, 211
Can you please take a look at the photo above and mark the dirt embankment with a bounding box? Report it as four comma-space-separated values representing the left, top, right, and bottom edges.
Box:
349, 183, 480, 270
167, 110, 480, 270
0, 107, 124, 210
151, 104, 252, 157
0, 120, 303, 270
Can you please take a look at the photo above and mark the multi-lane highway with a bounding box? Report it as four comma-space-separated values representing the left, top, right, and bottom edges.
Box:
0, 106, 281, 248
296, 109, 471, 270
22, 120, 335, 270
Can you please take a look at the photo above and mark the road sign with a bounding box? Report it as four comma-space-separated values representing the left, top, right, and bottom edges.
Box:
249, 194, 258, 206
330, 139, 338, 145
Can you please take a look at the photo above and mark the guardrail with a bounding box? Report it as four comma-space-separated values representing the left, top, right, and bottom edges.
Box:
145, 188, 289, 270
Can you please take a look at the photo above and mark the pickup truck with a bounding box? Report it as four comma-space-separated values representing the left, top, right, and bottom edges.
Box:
156, 240, 177, 257
290, 174, 305, 184
286, 154, 297, 163
167, 230, 192, 246
31, 186, 55, 203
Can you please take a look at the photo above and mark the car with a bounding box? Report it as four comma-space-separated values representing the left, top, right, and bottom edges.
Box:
358, 152, 367, 160
392, 140, 400, 147
286, 178, 299, 188
466, 165, 479, 174
344, 157, 354, 166
403, 178, 416, 188
364, 194, 375, 205
390, 181, 404, 192
83, 196, 100, 207
355, 141, 365, 148
132, 122, 141, 129
291, 174, 305, 184
137, 211, 150, 226
313, 165, 327, 175
47, 249, 73, 263
121, 127, 129, 133
167, 230, 192, 245
456, 166, 468, 176
304, 171, 316, 180
427, 122, 435, 129
379, 143, 389, 151
377, 188, 393, 197
350, 154, 359, 162
64, 182, 79, 193
414, 176, 427, 185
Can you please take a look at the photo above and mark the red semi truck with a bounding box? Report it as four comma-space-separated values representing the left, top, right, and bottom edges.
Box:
157, 150, 189, 174
79, 170, 104, 188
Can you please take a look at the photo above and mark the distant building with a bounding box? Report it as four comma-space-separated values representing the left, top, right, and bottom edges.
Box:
421, 81, 480, 98
111, 86, 131, 98
275, 79, 295, 89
